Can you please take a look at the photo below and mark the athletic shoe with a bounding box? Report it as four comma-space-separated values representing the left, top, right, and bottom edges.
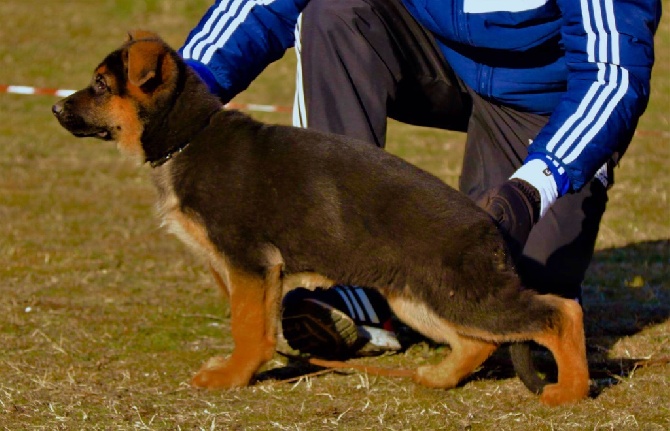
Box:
281, 285, 404, 359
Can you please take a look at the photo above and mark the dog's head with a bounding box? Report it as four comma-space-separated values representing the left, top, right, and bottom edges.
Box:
52, 30, 183, 161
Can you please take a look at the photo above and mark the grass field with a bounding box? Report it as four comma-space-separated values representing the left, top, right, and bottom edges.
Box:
1, 1, 668, 429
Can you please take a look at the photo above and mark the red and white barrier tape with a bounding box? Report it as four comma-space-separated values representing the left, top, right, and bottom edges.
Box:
2, 83, 667, 138
0, 84, 292, 113
0, 84, 75, 98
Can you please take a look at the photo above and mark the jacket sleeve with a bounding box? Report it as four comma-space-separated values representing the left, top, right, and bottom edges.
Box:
180, 0, 309, 102
526, 0, 661, 193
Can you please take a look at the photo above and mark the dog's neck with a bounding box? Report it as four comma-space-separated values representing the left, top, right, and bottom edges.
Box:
142, 66, 223, 168
145, 107, 218, 168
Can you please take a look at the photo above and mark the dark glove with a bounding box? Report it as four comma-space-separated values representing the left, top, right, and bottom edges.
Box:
477, 178, 541, 262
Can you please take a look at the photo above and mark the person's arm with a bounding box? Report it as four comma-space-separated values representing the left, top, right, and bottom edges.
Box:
514, 0, 660, 214
482, 0, 661, 257
180, 0, 309, 102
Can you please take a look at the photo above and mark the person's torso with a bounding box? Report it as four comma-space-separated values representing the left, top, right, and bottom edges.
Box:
402, 0, 565, 114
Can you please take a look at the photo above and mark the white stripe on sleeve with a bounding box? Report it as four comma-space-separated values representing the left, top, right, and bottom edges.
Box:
549, 0, 624, 165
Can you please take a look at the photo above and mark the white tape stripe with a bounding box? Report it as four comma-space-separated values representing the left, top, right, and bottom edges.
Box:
225, 102, 290, 112
2, 86, 76, 97
0, 85, 291, 113
7, 85, 36, 95
55, 89, 75, 97
244, 104, 279, 112
354, 288, 380, 324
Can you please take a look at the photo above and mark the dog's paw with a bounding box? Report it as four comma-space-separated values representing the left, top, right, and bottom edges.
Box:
413, 365, 458, 389
190, 356, 253, 389
539, 382, 589, 406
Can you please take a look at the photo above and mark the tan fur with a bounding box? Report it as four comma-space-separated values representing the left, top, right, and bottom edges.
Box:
281, 272, 335, 295
191, 264, 283, 388
153, 165, 284, 389
388, 293, 588, 401
534, 298, 590, 406
108, 96, 144, 161
152, 166, 233, 295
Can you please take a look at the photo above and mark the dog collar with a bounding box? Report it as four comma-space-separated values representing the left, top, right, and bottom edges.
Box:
147, 141, 190, 168
146, 107, 221, 168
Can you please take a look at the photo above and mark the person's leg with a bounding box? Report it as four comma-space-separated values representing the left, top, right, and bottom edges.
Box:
459, 91, 610, 301
517, 181, 608, 301
292, 0, 470, 146
282, 285, 403, 358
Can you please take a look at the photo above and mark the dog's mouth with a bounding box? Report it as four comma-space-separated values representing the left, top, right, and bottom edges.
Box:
54, 113, 113, 141
73, 129, 113, 140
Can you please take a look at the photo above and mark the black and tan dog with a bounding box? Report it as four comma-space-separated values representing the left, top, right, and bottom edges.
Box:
52, 31, 589, 405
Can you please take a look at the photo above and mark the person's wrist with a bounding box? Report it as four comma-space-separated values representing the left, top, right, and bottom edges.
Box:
511, 156, 570, 218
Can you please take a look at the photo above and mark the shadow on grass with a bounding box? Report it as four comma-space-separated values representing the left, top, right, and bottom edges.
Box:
257, 240, 669, 398
585, 239, 669, 336
582, 238, 670, 396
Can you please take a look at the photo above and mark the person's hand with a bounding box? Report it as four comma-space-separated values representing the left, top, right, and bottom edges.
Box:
477, 179, 541, 261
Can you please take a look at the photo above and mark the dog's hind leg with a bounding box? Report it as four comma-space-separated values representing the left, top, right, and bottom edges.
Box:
531, 296, 589, 406
209, 263, 230, 300
415, 334, 498, 389
388, 297, 498, 389
191, 264, 283, 389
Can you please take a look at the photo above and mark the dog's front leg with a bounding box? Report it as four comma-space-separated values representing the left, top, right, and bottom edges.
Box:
191, 264, 282, 389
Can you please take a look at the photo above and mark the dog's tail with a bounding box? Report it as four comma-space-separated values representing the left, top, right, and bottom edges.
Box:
509, 342, 550, 394
283, 345, 552, 393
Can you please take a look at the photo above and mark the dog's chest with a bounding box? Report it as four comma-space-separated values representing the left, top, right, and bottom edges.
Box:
151, 167, 217, 261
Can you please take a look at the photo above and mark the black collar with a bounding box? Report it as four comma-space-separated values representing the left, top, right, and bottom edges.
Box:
147, 140, 190, 168
145, 108, 220, 169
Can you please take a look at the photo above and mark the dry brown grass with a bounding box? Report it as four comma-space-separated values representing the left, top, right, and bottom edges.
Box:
1, 1, 668, 429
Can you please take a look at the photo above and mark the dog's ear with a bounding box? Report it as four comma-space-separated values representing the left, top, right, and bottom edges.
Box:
124, 38, 176, 89
126, 29, 161, 43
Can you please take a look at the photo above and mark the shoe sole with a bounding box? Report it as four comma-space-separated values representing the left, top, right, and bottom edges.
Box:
281, 298, 361, 358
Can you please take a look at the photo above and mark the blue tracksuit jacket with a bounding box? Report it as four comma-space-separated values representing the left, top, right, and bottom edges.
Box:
180, 0, 661, 193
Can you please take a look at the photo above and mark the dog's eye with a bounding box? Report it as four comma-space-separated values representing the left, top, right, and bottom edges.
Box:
93, 76, 108, 94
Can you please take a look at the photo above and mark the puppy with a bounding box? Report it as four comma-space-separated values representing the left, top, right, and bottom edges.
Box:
52, 31, 589, 405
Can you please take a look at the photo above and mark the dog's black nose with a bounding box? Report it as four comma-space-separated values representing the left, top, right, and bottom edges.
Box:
52, 102, 64, 116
